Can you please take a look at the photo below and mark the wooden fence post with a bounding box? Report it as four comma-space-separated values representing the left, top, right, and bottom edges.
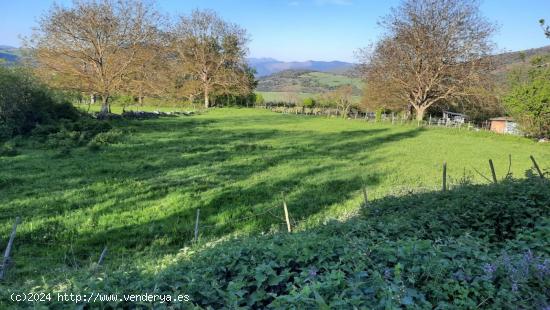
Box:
0, 217, 21, 280
442, 162, 447, 192
489, 159, 497, 183
97, 246, 108, 266
282, 195, 292, 233
530, 155, 545, 179
194, 209, 200, 243
362, 186, 368, 208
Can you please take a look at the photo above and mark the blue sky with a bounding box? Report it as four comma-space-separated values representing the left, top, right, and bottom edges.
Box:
1, 0, 550, 62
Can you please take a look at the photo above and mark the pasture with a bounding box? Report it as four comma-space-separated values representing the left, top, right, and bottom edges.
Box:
0, 108, 549, 298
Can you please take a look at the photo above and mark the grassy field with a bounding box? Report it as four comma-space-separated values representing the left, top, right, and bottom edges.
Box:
1, 108, 549, 301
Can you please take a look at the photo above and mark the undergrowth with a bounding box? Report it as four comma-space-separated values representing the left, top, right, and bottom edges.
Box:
2, 176, 548, 309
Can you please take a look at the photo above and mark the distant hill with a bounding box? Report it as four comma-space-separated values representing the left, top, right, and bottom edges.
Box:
256, 45, 550, 98
257, 70, 363, 96
248, 57, 355, 77
0, 45, 21, 66
491, 45, 550, 82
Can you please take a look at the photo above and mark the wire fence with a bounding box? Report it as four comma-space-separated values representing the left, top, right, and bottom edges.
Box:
254, 105, 501, 132
0, 155, 547, 284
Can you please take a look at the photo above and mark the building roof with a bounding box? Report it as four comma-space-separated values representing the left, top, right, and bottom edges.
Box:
443, 111, 467, 117
489, 117, 515, 121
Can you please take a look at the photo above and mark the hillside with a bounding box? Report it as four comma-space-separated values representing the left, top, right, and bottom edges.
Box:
491, 45, 550, 82
254, 46, 550, 102
248, 57, 355, 77
257, 70, 363, 96
0, 46, 21, 65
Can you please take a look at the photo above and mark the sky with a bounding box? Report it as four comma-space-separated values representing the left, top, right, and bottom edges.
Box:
1, 0, 550, 62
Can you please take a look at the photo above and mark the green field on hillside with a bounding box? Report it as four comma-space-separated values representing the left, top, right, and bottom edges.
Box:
257, 70, 364, 97
257, 91, 362, 104
1, 108, 548, 307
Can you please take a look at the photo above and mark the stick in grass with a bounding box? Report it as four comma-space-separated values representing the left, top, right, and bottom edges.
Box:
530, 155, 545, 179
362, 186, 369, 208
0, 217, 21, 280
442, 162, 447, 192
489, 159, 497, 183
282, 194, 292, 233
194, 209, 200, 243
97, 246, 108, 266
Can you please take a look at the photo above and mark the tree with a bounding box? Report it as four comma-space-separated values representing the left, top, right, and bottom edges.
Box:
540, 19, 550, 38
31, 0, 162, 114
504, 56, 550, 138
122, 35, 172, 105
361, 80, 404, 113
255, 93, 265, 106
359, 0, 495, 120
171, 10, 250, 108
327, 85, 354, 118
302, 97, 315, 108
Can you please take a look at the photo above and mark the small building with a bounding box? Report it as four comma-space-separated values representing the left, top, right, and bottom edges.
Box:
442, 111, 467, 124
489, 117, 520, 135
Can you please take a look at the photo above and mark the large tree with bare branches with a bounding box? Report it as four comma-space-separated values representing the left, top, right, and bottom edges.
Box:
171, 10, 250, 108
31, 0, 162, 114
360, 0, 496, 120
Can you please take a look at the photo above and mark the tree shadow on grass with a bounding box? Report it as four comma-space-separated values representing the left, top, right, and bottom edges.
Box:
137, 176, 550, 309
0, 115, 425, 280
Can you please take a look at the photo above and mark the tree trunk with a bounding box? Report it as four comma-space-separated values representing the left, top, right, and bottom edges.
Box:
415, 107, 426, 121
138, 96, 143, 106
204, 87, 210, 108
100, 95, 110, 115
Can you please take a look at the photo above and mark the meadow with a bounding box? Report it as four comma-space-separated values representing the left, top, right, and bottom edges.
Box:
0, 108, 549, 307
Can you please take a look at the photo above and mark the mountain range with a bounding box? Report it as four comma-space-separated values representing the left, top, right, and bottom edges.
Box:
2, 44, 550, 92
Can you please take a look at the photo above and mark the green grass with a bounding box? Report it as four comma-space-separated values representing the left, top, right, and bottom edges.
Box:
305, 71, 363, 89
0, 108, 549, 300
257, 70, 364, 99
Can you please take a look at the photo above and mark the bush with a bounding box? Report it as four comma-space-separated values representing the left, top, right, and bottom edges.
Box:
255, 93, 265, 106
375, 108, 384, 122
302, 97, 316, 108
0, 67, 80, 140
504, 56, 550, 138
87, 129, 125, 150
0, 142, 18, 157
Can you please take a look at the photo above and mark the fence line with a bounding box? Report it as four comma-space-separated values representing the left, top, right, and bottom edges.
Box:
255, 105, 485, 130
1, 156, 547, 282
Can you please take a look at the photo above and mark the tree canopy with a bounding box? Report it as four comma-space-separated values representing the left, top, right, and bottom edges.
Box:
31, 0, 162, 114
360, 0, 496, 120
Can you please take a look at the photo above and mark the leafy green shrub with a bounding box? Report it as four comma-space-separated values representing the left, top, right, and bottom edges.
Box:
375, 108, 383, 122
504, 56, 550, 138
111, 94, 135, 108
0, 67, 80, 140
302, 97, 316, 108
87, 130, 125, 150
255, 93, 265, 106
0, 142, 18, 157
